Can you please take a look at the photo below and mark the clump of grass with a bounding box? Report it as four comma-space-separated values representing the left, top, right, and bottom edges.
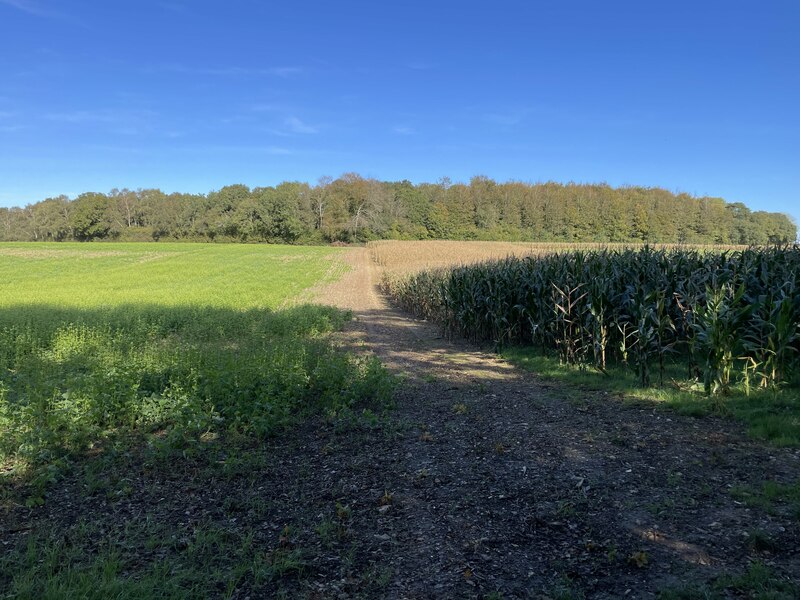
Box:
731, 479, 800, 519
0, 520, 285, 599
658, 561, 798, 599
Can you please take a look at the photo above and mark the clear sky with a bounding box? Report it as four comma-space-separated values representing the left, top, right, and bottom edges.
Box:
1, 0, 798, 225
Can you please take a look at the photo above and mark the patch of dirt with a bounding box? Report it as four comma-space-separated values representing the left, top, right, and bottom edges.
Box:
2, 247, 799, 598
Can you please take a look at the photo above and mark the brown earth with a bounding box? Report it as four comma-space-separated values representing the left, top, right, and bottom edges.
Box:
2, 247, 799, 599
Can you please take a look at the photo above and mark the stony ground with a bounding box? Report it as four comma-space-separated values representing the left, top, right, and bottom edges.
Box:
2, 247, 799, 599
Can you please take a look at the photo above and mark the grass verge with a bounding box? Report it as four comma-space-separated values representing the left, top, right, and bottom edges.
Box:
502, 347, 800, 447
658, 561, 799, 599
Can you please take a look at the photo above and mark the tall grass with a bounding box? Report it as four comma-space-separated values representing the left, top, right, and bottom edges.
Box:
382, 245, 800, 394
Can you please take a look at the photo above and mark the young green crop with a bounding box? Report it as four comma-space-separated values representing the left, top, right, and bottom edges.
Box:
0, 242, 345, 309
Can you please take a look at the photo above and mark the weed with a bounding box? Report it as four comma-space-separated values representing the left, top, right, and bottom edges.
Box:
547, 573, 586, 600
336, 502, 352, 521
315, 518, 342, 548
0, 244, 394, 505
746, 529, 780, 553
731, 479, 800, 518
658, 561, 799, 599
717, 561, 798, 598
556, 500, 575, 517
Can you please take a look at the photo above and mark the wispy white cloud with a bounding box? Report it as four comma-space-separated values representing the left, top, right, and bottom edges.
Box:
109, 127, 145, 136
0, 110, 25, 133
176, 144, 294, 155
44, 110, 117, 123
250, 103, 283, 112
82, 143, 294, 156
263, 128, 292, 138
219, 115, 253, 125
392, 126, 416, 135
406, 62, 437, 71
43, 109, 157, 136
245, 105, 321, 136
0, 0, 55, 17
484, 112, 526, 126
268, 67, 303, 78
145, 64, 302, 78
0, 0, 85, 25
44, 108, 156, 122
284, 116, 317, 134
158, 2, 188, 12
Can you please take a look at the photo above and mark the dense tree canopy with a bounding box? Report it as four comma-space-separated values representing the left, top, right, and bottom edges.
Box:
0, 175, 795, 244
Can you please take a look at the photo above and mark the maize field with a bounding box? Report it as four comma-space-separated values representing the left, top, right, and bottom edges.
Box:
381, 245, 800, 394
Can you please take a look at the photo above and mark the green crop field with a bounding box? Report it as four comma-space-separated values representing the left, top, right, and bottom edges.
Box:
0, 242, 347, 309
0, 243, 390, 505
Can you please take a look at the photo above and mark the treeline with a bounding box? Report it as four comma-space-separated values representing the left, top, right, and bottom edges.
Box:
0, 174, 795, 244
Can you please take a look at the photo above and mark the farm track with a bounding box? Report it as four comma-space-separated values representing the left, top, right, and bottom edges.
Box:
313, 248, 800, 598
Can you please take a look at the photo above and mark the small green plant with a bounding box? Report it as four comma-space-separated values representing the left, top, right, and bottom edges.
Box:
717, 560, 798, 598
746, 529, 779, 552
731, 479, 800, 519
315, 518, 341, 548
335, 502, 352, 521
547, 574, 586, 600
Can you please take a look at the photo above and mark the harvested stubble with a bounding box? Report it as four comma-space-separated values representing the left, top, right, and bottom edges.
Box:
369, 240, 746, 274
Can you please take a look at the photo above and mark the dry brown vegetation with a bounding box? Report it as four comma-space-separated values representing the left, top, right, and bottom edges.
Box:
368, 240, 747, 274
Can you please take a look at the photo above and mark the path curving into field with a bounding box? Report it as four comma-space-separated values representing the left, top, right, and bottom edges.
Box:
311, 247, 800, 598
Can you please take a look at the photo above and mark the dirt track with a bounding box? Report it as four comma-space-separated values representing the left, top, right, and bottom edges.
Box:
310, 247, 800, 598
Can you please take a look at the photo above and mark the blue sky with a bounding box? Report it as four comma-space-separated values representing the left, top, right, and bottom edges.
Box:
0, 0, 798, 224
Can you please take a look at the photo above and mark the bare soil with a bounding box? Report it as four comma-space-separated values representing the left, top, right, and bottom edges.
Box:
2, 247, 799, 599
